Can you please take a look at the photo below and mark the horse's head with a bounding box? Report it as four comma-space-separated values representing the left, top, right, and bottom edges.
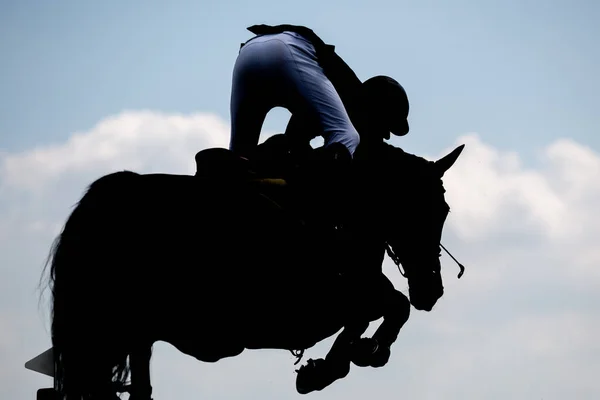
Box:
380, 143, 465, 311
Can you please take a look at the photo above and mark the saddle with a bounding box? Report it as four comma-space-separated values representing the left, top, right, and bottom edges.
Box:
194, 147, 257, 180
193, 146, 288, 204
193, 136, 353, 236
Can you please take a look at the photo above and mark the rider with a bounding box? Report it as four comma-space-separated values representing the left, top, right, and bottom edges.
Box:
229, 24, 410, 163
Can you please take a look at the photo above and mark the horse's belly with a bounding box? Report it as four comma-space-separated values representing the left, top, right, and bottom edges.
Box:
244, 316, 343, 351
240, 285, 346, 351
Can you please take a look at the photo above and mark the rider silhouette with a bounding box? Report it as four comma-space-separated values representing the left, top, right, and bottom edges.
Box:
228, 24, 410, 163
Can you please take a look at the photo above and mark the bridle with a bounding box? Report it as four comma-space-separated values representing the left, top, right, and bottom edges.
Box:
385, 242, 465, 279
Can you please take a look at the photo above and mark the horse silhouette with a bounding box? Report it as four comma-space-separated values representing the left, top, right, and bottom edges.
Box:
40, 133, 465, 400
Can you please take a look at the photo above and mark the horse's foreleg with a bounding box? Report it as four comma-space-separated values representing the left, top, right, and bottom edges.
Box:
296, 322, 369, 395
351, 287, 410, 368
372, 289, 410, 348
326, 321, 370, 363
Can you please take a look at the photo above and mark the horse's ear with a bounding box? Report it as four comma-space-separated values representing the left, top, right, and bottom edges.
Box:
435, 144, 465, 176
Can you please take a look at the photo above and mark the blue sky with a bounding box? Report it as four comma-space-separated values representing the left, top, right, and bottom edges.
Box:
2, 0, 598, 158
1, 1, 599, 399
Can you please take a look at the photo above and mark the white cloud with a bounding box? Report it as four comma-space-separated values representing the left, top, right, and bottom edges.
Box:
1, 110, 230, 193
1, 111, 599, 400
440, 134, 599, 242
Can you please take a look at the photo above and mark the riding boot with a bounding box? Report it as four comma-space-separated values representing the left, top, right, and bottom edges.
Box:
307, 142, 353, 230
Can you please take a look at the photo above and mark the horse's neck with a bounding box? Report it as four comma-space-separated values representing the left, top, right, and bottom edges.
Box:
352, 141, 434, 237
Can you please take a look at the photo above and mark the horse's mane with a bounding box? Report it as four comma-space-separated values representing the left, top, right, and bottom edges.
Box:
364, 142, 437, 185
384, 142, 433, 167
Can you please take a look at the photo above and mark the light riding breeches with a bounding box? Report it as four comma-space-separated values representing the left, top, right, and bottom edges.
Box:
229, 31, 360, 158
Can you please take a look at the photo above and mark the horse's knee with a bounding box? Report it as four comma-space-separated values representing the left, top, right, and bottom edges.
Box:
386, 290, 410, 322
383, 290, 411, 322
395, 291, 411, 317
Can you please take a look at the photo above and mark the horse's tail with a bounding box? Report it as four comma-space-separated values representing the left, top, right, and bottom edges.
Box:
41, 171, 140, 400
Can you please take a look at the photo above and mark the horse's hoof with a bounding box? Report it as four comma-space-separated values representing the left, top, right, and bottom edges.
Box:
369, 345, 391, 368
295, 358, 350, 395
350, 338, 390, 368
350, 338, 378, 367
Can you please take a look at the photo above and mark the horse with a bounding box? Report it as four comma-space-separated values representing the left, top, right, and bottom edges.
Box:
39, 133, 465, 400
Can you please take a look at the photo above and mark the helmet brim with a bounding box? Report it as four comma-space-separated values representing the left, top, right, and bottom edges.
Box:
390, 119, 409, 136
